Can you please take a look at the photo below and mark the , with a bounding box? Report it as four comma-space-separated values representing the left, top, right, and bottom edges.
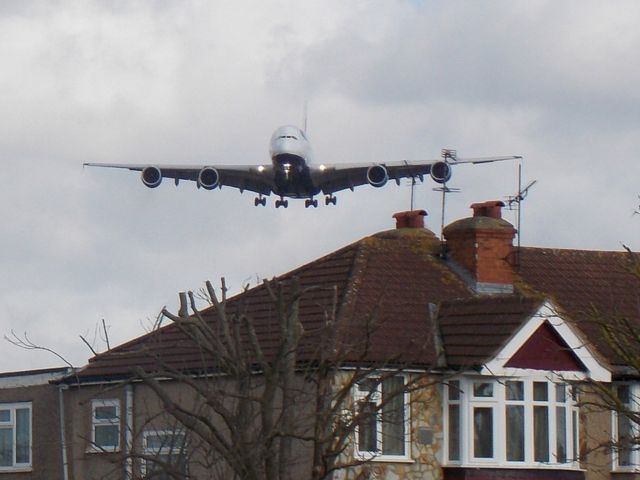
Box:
84, 125, 521, 208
